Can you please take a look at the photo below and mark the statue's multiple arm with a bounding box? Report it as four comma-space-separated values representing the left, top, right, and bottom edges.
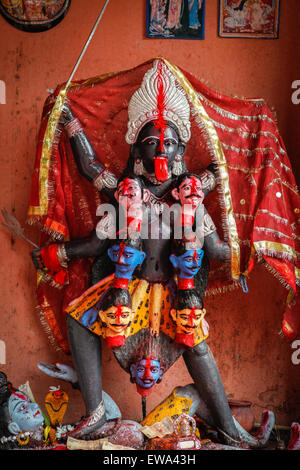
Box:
31, 229, 109, 271
199, 207, 231, 262
61, 103, 118, 198
203, 231, 231, 262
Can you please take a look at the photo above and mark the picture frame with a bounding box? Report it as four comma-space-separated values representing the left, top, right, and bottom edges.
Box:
146, 0, 205, 40
218, 0, 280, 39
0, 0, 71, 33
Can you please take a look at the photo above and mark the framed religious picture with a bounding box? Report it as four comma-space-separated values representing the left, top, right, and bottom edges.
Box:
146, 0, 205, 39
218, 0, 280, 39
0, 0, 71, 33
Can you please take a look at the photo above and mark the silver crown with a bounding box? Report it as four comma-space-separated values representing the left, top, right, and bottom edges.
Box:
125, 59, 191, 144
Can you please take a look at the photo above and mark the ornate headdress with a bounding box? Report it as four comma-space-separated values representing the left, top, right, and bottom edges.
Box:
125, 59, 191, 144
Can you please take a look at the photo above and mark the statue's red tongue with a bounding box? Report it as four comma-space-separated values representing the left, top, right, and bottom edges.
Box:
154, 156, 168, 182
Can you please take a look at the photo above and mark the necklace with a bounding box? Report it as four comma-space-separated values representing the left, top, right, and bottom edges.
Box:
0, 431, 31, 445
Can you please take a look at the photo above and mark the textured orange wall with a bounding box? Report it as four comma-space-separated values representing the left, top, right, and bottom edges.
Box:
0, 0, 299, 427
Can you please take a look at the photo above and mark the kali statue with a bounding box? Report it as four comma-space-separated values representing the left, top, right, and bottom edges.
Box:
28, 57, 300, 448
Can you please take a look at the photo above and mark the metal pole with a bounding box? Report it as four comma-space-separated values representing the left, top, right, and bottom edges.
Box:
65, 0, 110, 89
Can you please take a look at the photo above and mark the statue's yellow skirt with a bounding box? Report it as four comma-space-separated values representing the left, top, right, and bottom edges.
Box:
65, 274, 208, 346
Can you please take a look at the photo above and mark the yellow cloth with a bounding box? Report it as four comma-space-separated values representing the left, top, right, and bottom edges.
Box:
141, 388, 193, 426
66, 275, 208, 345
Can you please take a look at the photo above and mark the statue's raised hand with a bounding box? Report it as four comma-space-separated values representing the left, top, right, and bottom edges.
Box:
60, 101, 75, 127
31, 248, 45, 270
38, 361, 78, 385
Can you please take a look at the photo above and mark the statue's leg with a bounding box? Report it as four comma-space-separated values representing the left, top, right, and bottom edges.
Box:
62, 316, 106, 438
182, 340, 241, 442
183, 341, 275, 448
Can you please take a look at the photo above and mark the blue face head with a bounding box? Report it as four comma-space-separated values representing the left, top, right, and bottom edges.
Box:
108, 243, 146, 279
130, 358, 163, 390
8, 391, 44, 434
169, 248, 204, 278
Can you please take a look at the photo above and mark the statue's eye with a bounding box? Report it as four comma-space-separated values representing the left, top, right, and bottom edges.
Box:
164, 139, 177, 147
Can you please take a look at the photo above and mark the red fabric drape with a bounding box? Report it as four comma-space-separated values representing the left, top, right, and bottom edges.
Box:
27, 59, 300, 352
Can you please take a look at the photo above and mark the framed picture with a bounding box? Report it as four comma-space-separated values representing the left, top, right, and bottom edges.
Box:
147, 0, 205, 39
0, 0, 71, 33
218, 0, 280, 39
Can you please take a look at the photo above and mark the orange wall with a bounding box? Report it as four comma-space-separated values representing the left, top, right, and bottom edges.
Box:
0, 0, 299, 428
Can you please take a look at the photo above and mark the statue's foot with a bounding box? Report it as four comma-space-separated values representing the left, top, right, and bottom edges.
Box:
216, 428, 251, 449
252, 410, 275, 446
286, 422, 300, 450
61, 400, 106, 440
232, 409, 275, 448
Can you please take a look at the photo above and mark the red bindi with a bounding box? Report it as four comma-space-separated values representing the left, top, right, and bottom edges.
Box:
189, 307, 197, 326
115, 305, 123, 322
190, 176, 200, 194
142, 355, 153, 378
121, 177, 132, 196
118, 243, 125, 262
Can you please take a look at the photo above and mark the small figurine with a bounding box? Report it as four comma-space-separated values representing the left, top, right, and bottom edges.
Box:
172, 413, 201, 450
45, 386, 69, 427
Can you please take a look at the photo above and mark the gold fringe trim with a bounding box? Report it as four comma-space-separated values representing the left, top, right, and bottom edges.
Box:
28, 89, 67, 217
35, 305, 65, 353
205, 279, 241, 297
263, 263, 291, 291
161, 58, 241, 280
197, 92, 274, 125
